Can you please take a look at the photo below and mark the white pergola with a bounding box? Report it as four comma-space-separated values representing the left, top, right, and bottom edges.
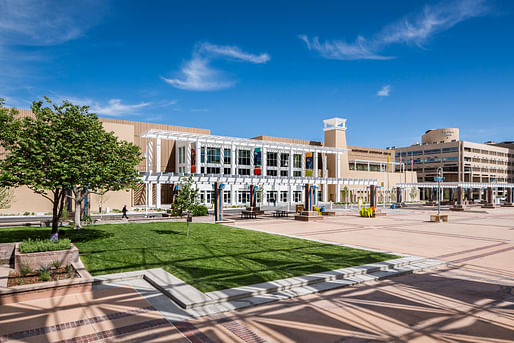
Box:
397, 182, 514, 189
140, 129, 380, 208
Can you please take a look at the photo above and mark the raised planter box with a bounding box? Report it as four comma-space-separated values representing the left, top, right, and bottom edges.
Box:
0, 260, 92, 305
14, 243, 79, 272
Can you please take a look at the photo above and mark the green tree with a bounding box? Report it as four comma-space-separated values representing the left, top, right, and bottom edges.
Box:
172, 176, 200, 217
342, 186, 348, 203
0, 98, 142, 235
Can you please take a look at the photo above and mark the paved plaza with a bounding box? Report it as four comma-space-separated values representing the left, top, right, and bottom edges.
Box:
1, 207, 513, 342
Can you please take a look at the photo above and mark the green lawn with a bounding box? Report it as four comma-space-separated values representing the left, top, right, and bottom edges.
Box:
0, 223, 397, 292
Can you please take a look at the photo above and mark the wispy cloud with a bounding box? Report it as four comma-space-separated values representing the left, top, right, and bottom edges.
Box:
0, 0, 106, 46
163, 42, 270, 91
56, 96, 151, 117
300, 0, 488, 60
377, 85, 391, 97
190, 108, 209, 112
199, 43, 270, 64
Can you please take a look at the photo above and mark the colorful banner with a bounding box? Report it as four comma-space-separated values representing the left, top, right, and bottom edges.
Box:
305, 153, 313, 177
254, 148, 262, 175
191, 146, 196, 173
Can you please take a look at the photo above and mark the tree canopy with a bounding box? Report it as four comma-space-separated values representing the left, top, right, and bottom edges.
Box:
0, 97, 143, 235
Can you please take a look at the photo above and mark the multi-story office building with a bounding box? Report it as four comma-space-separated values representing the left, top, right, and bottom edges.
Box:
395, 128, 514, 185
1, 111, 416, 214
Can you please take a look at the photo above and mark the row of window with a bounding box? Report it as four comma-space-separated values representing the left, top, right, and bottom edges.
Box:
396, 146, 459, 157
201, 166, 302, 177
199, 190, 318, 204
197, 147, 304, 168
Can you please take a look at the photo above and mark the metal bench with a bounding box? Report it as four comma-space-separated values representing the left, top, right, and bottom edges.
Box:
272, 210, 288, 217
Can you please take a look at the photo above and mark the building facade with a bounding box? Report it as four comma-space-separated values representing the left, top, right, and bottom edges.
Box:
1, 111, 417, 214
395, 128, 513, 184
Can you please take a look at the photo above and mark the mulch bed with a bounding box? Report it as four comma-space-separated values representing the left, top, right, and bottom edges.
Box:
7, 266, 80, 287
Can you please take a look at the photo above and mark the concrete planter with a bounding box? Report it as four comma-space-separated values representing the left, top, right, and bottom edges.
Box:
0, 260, 93, 305
14, 243, 79, 272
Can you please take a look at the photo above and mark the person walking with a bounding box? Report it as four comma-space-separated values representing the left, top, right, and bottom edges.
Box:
121, 205, 129, 219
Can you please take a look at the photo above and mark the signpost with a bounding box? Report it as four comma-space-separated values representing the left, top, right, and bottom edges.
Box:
434, 167, 444, 215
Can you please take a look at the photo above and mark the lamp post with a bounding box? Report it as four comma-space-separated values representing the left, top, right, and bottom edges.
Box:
434, 167, 444, 215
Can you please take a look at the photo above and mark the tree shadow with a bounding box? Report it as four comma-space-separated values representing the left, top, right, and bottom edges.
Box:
0, 227, 113, 244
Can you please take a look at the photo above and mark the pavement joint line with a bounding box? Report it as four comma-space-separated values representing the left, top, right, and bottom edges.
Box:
0, 305, 156, 341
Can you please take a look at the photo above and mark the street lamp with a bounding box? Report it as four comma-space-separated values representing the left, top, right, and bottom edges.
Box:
435, 167, 444, 215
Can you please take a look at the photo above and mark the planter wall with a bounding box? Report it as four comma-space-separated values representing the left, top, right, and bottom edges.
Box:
14, 243, 79, 272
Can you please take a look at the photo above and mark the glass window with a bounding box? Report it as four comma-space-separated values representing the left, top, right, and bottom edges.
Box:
280, 191, 288, 202
224, 167, 231, 175
442, 147, 459, 153
224, 149, 231, 164
238, 168, 250, 175
238, 191, 250, 204
267, 152, 278, 167
280, 170, 288, 177
206, 167, 220, 174
424, 149, 441, 155
443, 156, 458, 162
224, 191, 231, 204
412, 150, 423, 156
207, 147, 220, 163
293, 170, 302, 177
201, 147, 205, 163
267, 169, 277, 176
280, 153, 289, 167
293, 191, 302, 202
293, 154, 302, 168
266, 191, 277, 203
238, 150, 250, 165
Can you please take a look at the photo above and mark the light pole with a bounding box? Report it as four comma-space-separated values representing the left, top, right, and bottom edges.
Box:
435, 167, 444, 215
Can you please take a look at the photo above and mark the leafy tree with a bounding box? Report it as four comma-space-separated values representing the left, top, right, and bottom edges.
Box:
0, 98, 142, 236
172, 176, 200, 217
0, 187, 12, 209
172, 176, 200, 236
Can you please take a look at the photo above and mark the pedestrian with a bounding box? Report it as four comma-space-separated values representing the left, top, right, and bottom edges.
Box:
122, 205, 128, 219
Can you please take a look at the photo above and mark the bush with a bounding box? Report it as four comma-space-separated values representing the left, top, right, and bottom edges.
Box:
192, 205, 208, 216
19, 238, 71, 253
40, 271, 50, 281
51, 259, 61, 269
19, 263, 32, 276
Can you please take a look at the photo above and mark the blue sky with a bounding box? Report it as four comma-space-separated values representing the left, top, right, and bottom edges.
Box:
1, 0, 513, 147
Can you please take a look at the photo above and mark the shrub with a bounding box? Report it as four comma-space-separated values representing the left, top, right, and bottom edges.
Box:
19, 238, 71, 253
192, 204, 208, 216
65, 265, 75, 278
39, 263, 51, 273
19, 263, 32, 276
51, 259, 61, 269
40, 271, 50, 281
17, 276, 24, 285
23, 211, 30, 216
83, 215, 93, 224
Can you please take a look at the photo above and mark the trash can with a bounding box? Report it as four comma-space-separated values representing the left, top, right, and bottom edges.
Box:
320, 206, 326, 213
391, 203, 397, 209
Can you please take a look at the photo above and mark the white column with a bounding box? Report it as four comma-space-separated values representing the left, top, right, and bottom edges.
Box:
147, 140, 153, 173
195, 140, 201, 174
231, 188, 236, 205
220, 147, 224, 175
289, 149, 294, 177
155, 137, 161, 208
323, 183, 328, 202
313, 152, 318, 177
262, 147, 267, 176
302, 152, 306, 177
323, 153, 327, 178
231, 145, 236, 175
250, 148, 254, 176
186, 143, 191, 173
336, 153, 341, 202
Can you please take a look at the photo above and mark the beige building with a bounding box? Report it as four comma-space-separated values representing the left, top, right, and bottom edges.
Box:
1, 112, 416, 214
395, 128, 514, 200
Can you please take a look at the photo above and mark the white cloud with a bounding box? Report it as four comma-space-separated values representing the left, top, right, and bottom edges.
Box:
190, 108, 208, 112
90, 99, 150, 117
164, 42, 270, 91
162, 55, 234, 91
0, 0, 106, 46
300, 0, 488, 60
377, 85, 391, 97
199, 43, 270, 64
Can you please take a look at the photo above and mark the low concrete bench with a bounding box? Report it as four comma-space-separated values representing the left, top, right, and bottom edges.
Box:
430, 214, 448, 223
322, 211, 336, 216
241, 210, 257, 219
272, 210, 288, 217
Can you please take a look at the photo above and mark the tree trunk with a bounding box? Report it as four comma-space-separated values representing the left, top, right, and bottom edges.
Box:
73, 187, 83, 229
51, 189, 60, 236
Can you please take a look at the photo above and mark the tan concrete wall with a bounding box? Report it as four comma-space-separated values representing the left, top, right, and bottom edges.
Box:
422, 128, 459, 144
251, 135, 323, 146
0, 186, 53, 214
347, 145, 393, 163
